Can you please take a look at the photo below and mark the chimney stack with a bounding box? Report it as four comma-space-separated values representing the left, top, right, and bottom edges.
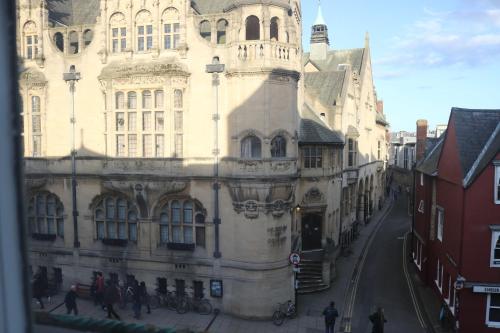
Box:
416, 119, 428, 161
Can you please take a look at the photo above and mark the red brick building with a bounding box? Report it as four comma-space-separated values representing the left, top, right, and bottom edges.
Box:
413, 108, 500, 332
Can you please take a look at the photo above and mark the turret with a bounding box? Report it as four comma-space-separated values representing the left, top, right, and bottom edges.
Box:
310, 2, 329, 61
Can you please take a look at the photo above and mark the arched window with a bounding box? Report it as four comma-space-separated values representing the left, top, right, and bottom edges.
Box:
115, 92, 124, 109
28, 192, 64, 237
200, 20, 211, 42
174, 89, 183, 108
157, 199, 205, 247
162, 7, 180, 49
271, 135, 286, 158
23, 21, 38, 59
110, 12, 127, 53
217, 19, 228, 44
53, 32, 64, 52
270, 17, 279, 41
83, 29, 93, 47
155, 90, 164, 108
142, 90, 152, 109
127, 92, 137, 109
69, 31, 79, 54
94, 195, 138, 241
136, 10, 153, 51
245, 16, 260, 40
241, 135, 262, 159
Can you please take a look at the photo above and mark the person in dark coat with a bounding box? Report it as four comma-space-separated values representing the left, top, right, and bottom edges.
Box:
139, 281, 151, 314
64, 285, 78, 315
32, 271, 45, 309
369, 307, 387, 333
95, 272, 105, 309
103, 281, 121, 320
322, 301, 339, 333
132, 279, 142, 319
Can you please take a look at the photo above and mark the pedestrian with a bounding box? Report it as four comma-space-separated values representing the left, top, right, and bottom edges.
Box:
95, 272, 105, 309
103, 281, 121, 320
140, 281, 151, 314
64, 285, 78, 315
322, 301, 339, 333
32, 270, 45, 309
369, 307, 387, 333
132, 279, 142, 319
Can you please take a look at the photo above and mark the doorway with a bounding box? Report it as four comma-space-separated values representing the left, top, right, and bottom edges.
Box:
301, 213, 322, 250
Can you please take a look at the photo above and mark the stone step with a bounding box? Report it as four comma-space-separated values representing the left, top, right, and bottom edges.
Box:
297, 284, 330, 294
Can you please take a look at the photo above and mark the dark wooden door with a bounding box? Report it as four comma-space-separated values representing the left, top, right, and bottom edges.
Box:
301, 214, 322, 250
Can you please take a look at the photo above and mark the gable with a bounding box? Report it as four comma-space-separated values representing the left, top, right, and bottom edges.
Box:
305, 62, 320, 73
437, 114, 464, 185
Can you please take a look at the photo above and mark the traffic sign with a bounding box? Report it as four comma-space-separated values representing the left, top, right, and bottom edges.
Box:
289, 252, 301, 265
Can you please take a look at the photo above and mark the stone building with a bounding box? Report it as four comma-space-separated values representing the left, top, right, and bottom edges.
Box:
17, 0, 388, 317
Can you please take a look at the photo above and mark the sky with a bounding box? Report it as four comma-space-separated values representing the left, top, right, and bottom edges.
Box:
301, 0, 500, 132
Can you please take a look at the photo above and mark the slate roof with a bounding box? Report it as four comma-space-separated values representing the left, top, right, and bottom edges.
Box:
299, 104, 344, 145
190, 0, 291, 14
303, 48, 365, 74
47, 0, 100, 26
376, 112, 389, 126
415, 137, 444, 176
304, 71, 345, 108
451, 108, 500, 184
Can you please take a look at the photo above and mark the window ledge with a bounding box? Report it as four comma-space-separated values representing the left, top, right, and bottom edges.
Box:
32, 233, 57, 241
487, 322, 500, 328
101, 238, 128, 247
167, 242, 195, 251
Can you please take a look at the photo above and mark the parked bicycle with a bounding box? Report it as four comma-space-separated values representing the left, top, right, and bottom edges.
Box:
150, 289, 180, 311
118, 283, 135, 309
176, 294, 212, 315
272, 300, 296, 326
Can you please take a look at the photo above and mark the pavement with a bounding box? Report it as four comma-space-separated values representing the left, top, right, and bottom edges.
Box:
33, 197, 399, 333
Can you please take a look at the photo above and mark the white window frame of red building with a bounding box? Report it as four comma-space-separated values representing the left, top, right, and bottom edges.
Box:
486, 293, 500, 328
437, 207, 444, 242
490, 230, 500, 268
495, 165, 500, 204
449, 284, 456, 315
413, 240, 423, 270
435, 259, 443, 292
418, 200, 424, 214
445, 274, 452, 304
420, 172, 424, 186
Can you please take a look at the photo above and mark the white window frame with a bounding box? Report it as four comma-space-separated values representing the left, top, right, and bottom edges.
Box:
420, 172, 424, 186
486, 293, 500, 328
437, 207, 444, 242
418, 200, 424, 214
435, 259, 443, 292
490, 230, 500, 267
445, 275, 451, 304
449, 284, 456, 315
413, 240, 423, 270
495, 165, 500, 204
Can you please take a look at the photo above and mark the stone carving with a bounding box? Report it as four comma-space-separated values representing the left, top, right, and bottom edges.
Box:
270, 161, 291, 172
99, 60, 189, 80
19, 68, 47, 88
228, 182, 294, 219
109, 12, 126, 25
25, 178, 47, 190
302, 187, 325, 206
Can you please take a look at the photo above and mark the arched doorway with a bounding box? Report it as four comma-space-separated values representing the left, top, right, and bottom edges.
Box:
301, 213, 322, 250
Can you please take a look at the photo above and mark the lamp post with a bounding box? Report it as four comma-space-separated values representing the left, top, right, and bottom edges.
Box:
206, 57, 224, 258
63, 65, 81, 248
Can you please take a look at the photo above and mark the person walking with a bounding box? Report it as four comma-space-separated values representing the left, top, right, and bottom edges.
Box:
32, 270, 45, 309
95, 272, 105, 309
322, 301, 339, 333
139, 281, 151, 314
132, 279, 142, 319
103, 281, 121, 320
64, 285, 78, 315
369, 307, 387, 333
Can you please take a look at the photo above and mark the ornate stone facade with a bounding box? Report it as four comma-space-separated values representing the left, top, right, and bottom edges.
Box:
17, 0, 388, 317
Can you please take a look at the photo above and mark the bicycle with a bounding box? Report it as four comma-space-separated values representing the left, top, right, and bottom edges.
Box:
150, 289, 179, 310
272, 300, 296, 326
176, 294, 212, 315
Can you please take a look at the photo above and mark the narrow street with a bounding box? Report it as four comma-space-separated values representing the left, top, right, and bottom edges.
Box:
350, 194, 425, 333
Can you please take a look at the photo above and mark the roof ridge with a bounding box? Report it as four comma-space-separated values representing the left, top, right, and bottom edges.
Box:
463, 121, 500, 188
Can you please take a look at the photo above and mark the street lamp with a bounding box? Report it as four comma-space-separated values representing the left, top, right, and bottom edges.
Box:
206, 57, 224, 258
63, 65, 81, 248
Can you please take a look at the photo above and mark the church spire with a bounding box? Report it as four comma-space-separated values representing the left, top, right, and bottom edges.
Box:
310, 0, 329, 60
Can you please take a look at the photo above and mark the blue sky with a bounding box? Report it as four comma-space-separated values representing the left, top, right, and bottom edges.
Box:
301, 0, 500, 132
